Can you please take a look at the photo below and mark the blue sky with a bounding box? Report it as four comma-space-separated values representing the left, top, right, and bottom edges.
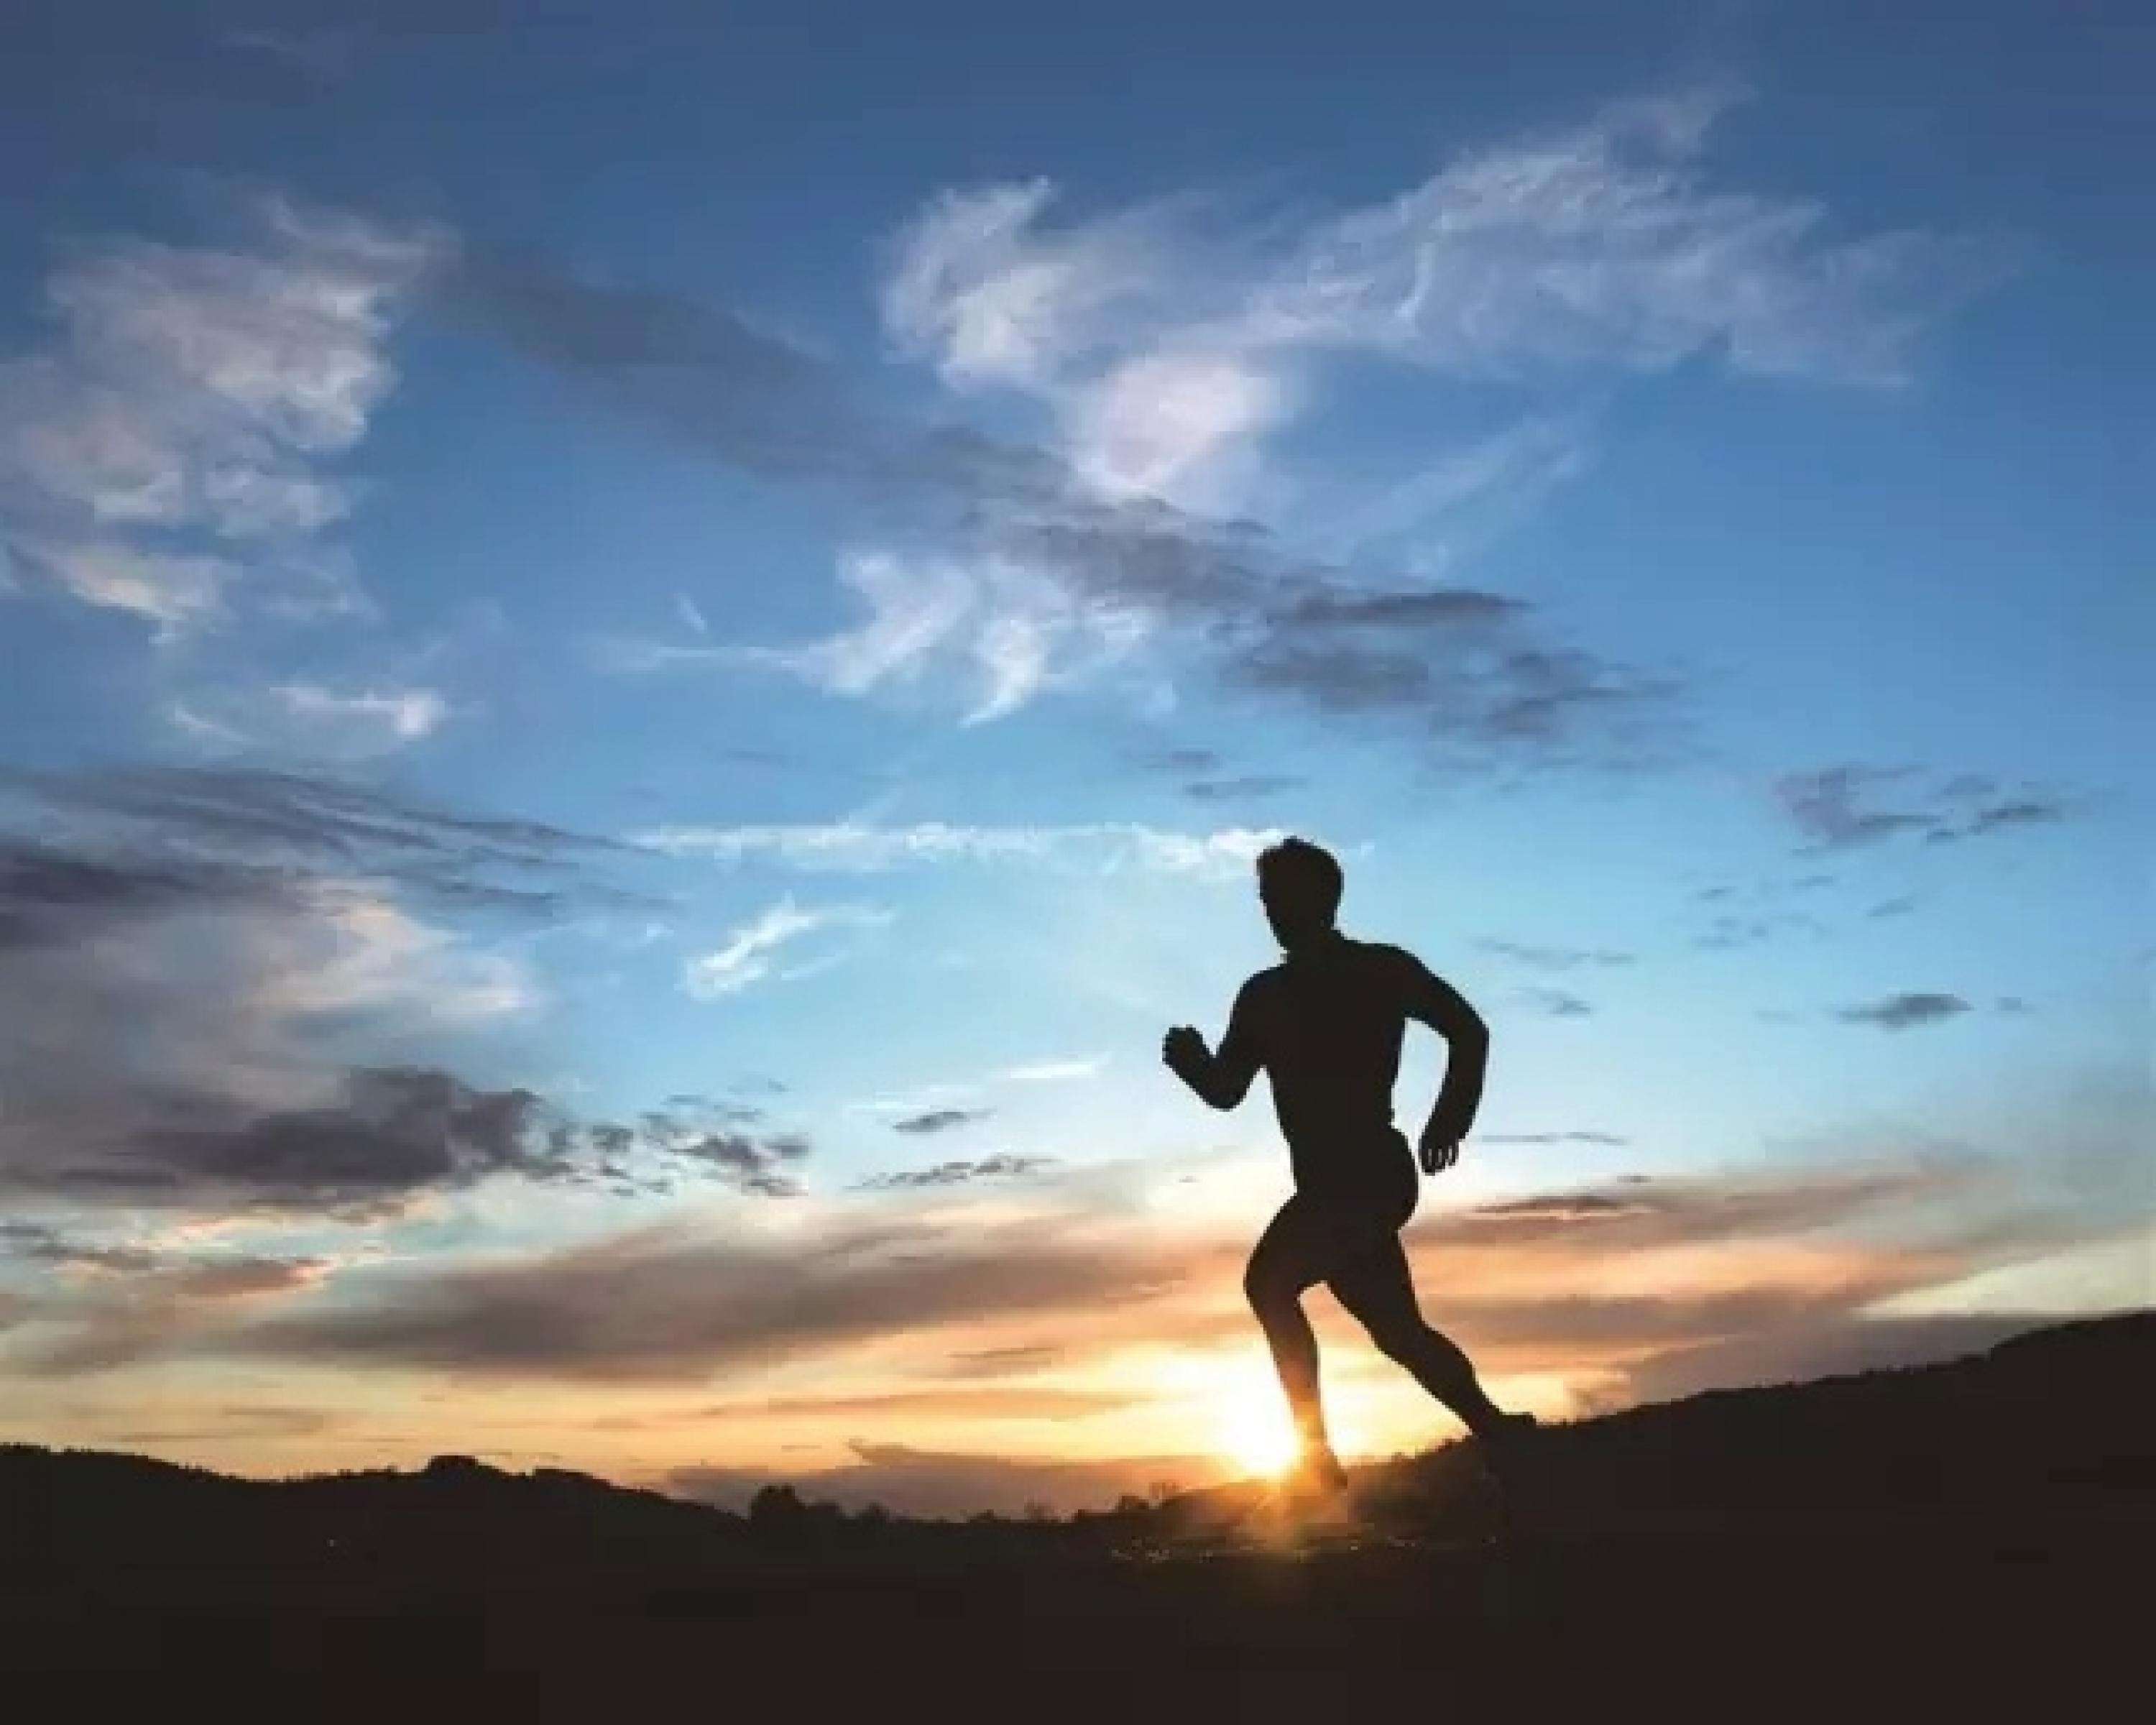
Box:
0, 1, 2147, 1512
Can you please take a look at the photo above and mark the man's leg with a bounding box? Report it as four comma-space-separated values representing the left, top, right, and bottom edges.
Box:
1243, 1197, 1335, 1458
1327, 1230, 1514, 1440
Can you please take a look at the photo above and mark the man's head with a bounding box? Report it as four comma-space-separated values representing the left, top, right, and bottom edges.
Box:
1256, 836, 1343, 953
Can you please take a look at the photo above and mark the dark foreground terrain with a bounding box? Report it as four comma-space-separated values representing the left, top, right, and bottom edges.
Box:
5, 1312, 2151, 1711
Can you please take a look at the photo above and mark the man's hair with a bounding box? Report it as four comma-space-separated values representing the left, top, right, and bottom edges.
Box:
1256, 835, 1344, 922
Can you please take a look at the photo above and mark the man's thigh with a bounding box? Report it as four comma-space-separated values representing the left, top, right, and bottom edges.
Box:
1246, 1195, 1345, 1298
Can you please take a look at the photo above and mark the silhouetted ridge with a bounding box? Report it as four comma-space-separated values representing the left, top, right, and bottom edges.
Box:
3, 1312, 2147, 1701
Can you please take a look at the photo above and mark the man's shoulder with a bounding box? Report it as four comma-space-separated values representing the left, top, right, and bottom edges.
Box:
1238, 962, 1289, 1000
1346, 937, 1428, 975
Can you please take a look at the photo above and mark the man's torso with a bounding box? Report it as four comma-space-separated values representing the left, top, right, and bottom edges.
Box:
1233, 936, 1420, 1195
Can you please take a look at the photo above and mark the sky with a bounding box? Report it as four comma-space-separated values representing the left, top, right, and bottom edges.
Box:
0, 1, 2148, 1516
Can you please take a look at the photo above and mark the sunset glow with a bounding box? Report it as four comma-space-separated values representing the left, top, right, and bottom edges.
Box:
0, 4, 2145, 1519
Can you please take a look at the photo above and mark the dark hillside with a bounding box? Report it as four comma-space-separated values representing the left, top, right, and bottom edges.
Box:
5, 1312, 2149, 1710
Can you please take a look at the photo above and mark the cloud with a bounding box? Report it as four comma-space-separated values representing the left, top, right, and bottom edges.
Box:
0, 196, 441, 631
1516, 987, 1595, 1018
1475, 939, 1634, 971
891, 1108, 992, 1136
1, 1241, 332, 1375
661, 1128, 811, 1200
451, 87, 1999, 763
882, 178, 1161, 392
106, 1065, 556, 1209
178, 1150, 2135, 1438
232, 1208, 1175, 1381
1233, 85, 2001, 385
637, 819, 1286, 877
995, 1057, 1105, 1085
882, 86, 1999, 531
270, 682, 454, 746
1479, 1131, 1629, 1146
0, 1219, 161, 1276
6, 764, 623, 914
855, 1154, 1056, 1191
854, 1056, 1104, 1124
747, 546, 1151, 724
452, 237, 1673, 763
1834, 992, 1972, 1031
681, 896, 890, 999
1064, 348, 1289, 512
1180, 774, 1304, 803
1133, 747, 1221, 773
1774, 766, 2072, 851
0, 768, 665, 1216
1692, 909, 1824, 952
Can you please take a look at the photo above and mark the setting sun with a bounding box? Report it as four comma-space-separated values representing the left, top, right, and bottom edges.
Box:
1215, 1377, 1300, 1478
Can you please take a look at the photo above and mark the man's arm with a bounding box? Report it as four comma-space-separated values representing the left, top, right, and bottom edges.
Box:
1163, 982, 1262, 1110
1404, 956, 1488, 1172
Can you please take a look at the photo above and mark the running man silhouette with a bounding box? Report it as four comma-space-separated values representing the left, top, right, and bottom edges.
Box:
1164, 836, 1536, 1494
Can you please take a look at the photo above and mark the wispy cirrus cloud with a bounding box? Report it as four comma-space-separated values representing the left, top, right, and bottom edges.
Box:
268, 682, 453, 745
745, 546, 1151, 724
0, 197, 441, 632
682, 896, 892, 1000
637, 819, 1286, 877
453, 86, 2001, 767
883, 83, 2000, 535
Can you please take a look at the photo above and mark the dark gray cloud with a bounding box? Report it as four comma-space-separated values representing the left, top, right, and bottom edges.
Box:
856, 1154, 1055, 1190
0, 1219, 160, 1275
441, 246, 1058, 506
445, 253, 1681, 768
157, 1154, 2124, 1441
109, 1065, 556, 1208
0, 767, 746, 1216
0, 838, 265, 950
1833, 992, 1971, 1031
1, 1239, 329, 1376
891, 1108, 992, 1136
1774, 765, 2072, 852
663, 1128, 811, 1199
4, 765, 628, 914
231, 1210, 1169, 1381
1963, 797, 2068, 837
